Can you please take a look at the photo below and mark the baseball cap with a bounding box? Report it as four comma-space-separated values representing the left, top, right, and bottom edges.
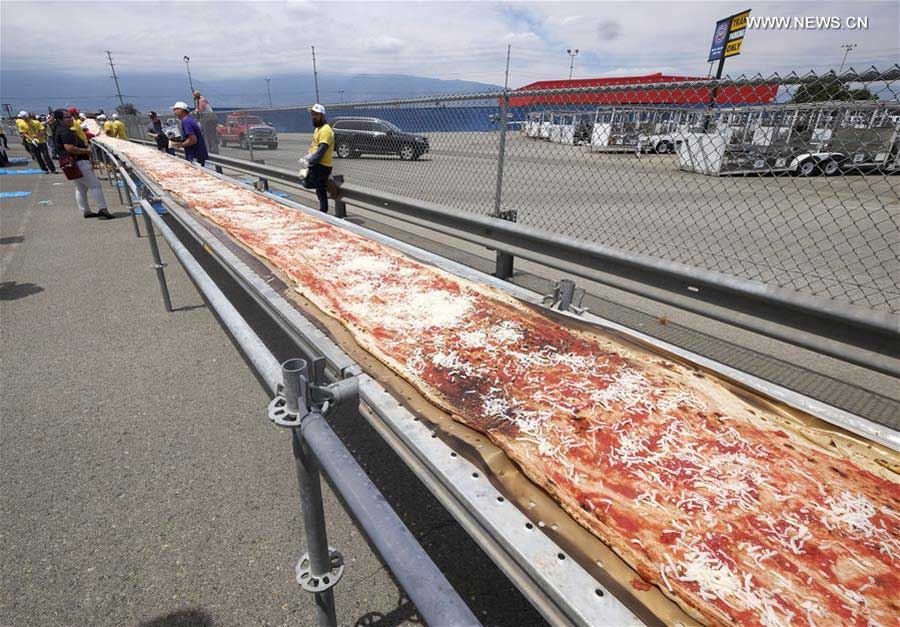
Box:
97, 114, 108, 120
172, 101, 190, 111
310, 103, 326, 115
17, 110, 28, 118
67, 107, 79, 115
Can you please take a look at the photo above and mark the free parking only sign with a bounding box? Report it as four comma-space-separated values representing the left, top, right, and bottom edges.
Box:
709, 9, 751, 61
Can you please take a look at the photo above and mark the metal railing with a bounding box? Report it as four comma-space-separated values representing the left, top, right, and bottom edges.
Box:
147, 66, 899, 321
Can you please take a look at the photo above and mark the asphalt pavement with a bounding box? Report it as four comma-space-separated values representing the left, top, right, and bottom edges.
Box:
0, 148, 546, 627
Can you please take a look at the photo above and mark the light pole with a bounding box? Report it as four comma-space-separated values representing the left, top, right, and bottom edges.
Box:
839, 43, 857, 73
311, 46, 320, 103
265, 77, 272, 108
566, 48, 579, 80
183, 55, 195, 93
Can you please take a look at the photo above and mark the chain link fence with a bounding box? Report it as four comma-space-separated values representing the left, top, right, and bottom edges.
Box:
135, 67, 900, 316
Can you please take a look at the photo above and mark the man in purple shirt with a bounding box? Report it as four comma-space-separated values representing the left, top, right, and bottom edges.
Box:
170, 101, 209, 166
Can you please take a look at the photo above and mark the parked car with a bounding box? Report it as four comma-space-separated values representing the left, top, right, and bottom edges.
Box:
217, 113, 278, 149
331, 117, 429, 160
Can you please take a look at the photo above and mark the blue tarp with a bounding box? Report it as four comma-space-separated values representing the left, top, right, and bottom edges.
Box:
0, 191, 32, 198
0, 169, 46, 175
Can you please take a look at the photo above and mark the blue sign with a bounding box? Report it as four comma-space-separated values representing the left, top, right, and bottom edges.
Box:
708, 17, 731, 62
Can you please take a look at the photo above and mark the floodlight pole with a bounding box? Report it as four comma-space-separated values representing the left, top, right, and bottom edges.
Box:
266, 77, 273, 108
311, 46, 320, 103
567, 48, 579, 80
839, 43, 857, 73
184, 56, 195, 94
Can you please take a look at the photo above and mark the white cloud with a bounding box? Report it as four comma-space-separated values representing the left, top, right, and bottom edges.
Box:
364, 36, 406, 54
0, 0, 897, 89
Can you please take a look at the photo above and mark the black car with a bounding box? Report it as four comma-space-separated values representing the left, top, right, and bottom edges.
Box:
331, 117, 429, 160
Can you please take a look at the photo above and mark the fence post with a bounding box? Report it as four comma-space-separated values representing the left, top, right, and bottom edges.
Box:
492, 90, 515, 280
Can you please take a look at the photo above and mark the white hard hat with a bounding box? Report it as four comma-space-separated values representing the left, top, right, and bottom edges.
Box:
97, 114, 108, 120
18, 110, 28, 118
310, 103, 326, 115
172, 101, 190, 111
112, 113, 119, 119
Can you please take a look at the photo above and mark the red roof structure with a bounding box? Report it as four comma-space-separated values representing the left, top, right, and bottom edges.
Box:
510, 73, 778, 107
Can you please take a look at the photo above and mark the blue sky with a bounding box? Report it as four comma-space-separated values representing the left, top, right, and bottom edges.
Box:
1, 0, 897, 89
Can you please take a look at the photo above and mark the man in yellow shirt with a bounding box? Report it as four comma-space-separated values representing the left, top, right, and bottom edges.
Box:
26, 114, 56, 172
16, 112, 55, 172
99, 114, 114, 136
110, 114, 128, 139
305, 103, 335, 213
15, 111, 35, 159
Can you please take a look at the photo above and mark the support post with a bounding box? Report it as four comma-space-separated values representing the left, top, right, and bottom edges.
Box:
120, 169, 142, 238
333, 199, 346, 219
703, 56, 727, 131
281, 359, 338, 627
492, 91, 515, 280
557, 278, 576, 311
138, 199, 173, 312
110, 158, 126, 206
100, 150, 113, 182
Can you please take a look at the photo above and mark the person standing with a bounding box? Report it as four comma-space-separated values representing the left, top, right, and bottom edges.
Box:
193, 91, 212, 113
52, 109, 113, 219
27, 114, 56, 173
0, 124, 8, 149
16, 111, 36, 159
170, 102, 208, 166
64, 108, 90, 143
44, 115, 60, 158
146, 111, 173, 154
305, 104, 335, 213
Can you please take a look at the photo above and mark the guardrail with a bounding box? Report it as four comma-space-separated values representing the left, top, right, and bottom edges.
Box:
126, 138, 899, 377
94, 142, 481, 627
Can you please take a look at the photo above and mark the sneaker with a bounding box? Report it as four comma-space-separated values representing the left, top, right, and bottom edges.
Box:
97, 209, 115, 220
83, 211, 99, 218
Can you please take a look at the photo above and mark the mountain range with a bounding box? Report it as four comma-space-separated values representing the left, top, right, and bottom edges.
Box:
1, 70, 503, 114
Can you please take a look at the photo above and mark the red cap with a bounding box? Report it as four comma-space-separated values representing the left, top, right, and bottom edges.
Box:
67, 107, 79, 115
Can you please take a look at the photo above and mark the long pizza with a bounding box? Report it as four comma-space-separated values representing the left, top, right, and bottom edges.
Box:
99, 137, 899, 627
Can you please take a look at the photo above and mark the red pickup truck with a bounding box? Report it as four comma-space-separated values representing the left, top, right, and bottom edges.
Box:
216, 113, 279, 150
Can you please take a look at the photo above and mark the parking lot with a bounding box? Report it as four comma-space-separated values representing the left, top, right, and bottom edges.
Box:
219, 130, 900, 314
